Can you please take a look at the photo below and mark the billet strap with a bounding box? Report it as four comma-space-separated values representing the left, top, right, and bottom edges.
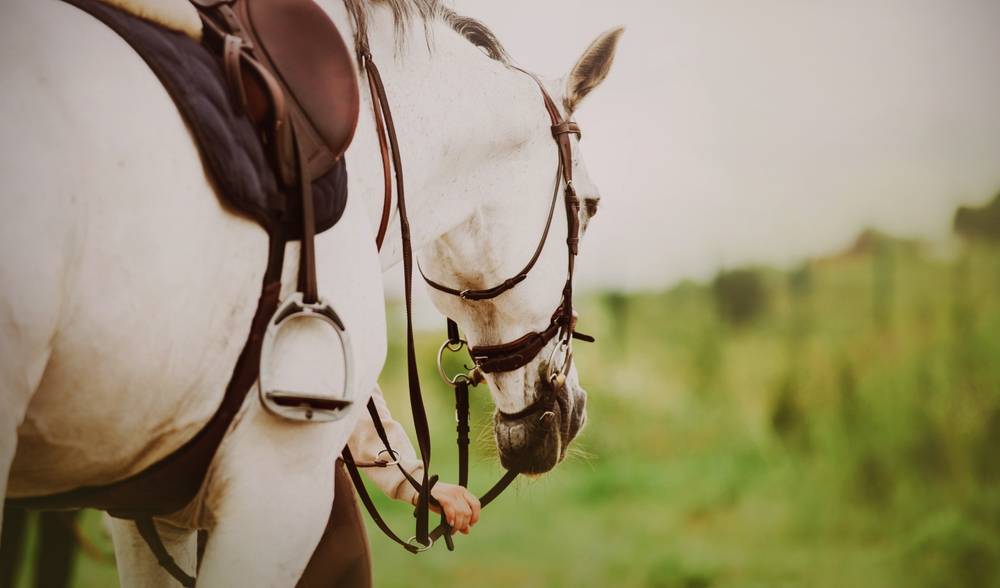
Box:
134, 518, 196, 587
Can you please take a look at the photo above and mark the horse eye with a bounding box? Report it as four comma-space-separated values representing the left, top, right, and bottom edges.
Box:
583, 198, 600, 218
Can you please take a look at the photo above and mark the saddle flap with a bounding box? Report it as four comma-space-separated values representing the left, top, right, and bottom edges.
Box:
244, 0, 360, 173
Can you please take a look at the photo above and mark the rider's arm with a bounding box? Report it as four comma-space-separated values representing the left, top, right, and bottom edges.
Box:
346, 385, 423, 505
346, 385, 481, 533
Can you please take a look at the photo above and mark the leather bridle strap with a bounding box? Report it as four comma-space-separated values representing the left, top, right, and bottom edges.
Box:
354, 48, 435, 549
418, 166, 562, 301
455, 380, 470, 487
367, 66, 394, 250
416, 66, 583, 372
419, 72, 580, 303
344, 44, 527, 555
470, 317, 563, 374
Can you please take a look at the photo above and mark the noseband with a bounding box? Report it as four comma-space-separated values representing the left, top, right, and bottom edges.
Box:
424, 68, 593, 391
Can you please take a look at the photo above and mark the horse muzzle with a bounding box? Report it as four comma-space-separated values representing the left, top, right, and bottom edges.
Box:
493, 379, 587, 475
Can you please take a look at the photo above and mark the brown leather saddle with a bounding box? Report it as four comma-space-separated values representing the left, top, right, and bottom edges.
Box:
190, 0, 360, 187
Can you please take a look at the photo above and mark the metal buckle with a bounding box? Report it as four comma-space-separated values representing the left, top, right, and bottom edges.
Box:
258, 292, 354, 422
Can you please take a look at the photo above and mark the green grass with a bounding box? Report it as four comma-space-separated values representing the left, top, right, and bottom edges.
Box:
9, 238, 1000, 587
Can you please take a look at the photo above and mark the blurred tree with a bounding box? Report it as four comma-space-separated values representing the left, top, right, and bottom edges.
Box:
771, 371, 809, 449
711, 268, 768, 326
872, 235, 895, 330
953, 191, 1000, 241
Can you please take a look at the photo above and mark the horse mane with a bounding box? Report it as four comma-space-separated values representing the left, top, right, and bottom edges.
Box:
343, 0, 510, 64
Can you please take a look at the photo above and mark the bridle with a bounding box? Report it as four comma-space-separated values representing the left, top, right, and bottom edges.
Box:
343, 44, 595, 554
423, 65, 594, 394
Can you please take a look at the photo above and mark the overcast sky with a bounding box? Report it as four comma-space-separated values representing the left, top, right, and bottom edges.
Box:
448, 0, 1000, 291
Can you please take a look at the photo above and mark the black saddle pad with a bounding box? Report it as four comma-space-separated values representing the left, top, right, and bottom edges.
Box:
61, 0, 348, 238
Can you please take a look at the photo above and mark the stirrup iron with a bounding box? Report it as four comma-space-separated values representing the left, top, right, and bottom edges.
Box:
258, 292, 354, 422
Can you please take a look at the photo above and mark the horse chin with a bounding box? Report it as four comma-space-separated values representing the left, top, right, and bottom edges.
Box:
493, 384, 587, 475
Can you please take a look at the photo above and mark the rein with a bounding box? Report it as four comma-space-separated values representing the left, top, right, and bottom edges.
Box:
346, 45, 594, 553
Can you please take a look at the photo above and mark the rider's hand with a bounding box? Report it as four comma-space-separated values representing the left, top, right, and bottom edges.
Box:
412, 482, 481, 534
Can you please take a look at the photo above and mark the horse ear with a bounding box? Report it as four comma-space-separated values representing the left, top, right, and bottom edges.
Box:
564, 27, 624, 114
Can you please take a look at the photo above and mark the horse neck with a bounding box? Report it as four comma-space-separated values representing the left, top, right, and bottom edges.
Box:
338, 6, 560, 273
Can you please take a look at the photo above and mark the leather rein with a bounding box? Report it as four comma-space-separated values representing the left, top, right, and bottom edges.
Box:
346, 44, 594, 553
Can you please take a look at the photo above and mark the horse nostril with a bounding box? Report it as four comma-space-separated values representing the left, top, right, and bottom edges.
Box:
540, 410, 556, 423
509, 422, 527, 449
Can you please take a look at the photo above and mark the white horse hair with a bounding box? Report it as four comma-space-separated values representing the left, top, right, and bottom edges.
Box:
0, 0, 621, 584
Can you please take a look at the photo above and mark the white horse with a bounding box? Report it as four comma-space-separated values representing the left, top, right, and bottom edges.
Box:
0, 0, 621, 584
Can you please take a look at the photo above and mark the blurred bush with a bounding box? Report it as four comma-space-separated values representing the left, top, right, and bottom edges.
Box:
954, 191, 1000, 241
710, 268, 768, 326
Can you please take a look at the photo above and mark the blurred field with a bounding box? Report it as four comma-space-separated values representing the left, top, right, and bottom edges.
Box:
7, 233, 1000, 588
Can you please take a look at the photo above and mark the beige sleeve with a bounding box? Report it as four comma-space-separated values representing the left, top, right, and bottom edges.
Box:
347, 385, 424, 505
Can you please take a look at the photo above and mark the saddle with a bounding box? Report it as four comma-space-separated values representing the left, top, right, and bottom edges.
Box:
190, 0, 359, 188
